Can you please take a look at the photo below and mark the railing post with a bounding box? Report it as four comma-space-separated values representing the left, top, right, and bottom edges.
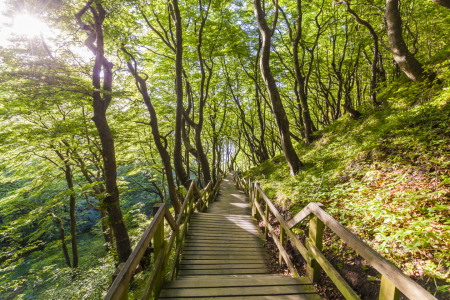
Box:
306, 215, 324, 283
379, 276, 400, 300
188, 189, 194, 224
111, 263, 128, 300
152, 204, 166, 299
251, 183, 256, 217
254, 183, 260, 219
264, 202, 269, 239
279, 226, 285, 267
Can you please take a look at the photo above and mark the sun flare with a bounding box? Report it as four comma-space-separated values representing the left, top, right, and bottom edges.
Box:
13, 14, 49, 37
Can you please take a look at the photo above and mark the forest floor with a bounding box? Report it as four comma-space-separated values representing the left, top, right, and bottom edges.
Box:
243, 78, 450, 299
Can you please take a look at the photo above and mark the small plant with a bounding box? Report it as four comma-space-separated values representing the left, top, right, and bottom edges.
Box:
337, 263, 343, 269
361, 265, 369, 271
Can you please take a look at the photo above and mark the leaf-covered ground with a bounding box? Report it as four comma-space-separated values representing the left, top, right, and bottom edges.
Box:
244, 78, 450, 298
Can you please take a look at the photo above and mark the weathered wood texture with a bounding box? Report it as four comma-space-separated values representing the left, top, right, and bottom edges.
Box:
105, 178, 221, 300
161, 174, 321, 300
236, 174, 438, 300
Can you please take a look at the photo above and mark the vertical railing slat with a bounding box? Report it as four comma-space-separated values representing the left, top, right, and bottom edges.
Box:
152, 204, 166, 299
306, 215, 324, 283
379, 276, 400, 300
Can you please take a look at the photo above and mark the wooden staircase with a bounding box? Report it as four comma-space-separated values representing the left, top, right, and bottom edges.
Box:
104, 172, 437, 300
159, 175, 321, 299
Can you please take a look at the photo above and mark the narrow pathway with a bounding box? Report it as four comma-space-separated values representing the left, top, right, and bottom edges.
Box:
160, 174, 321, 299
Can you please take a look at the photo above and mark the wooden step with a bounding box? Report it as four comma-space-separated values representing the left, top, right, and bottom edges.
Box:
161, 278, 318, 298
180, 259, 270, 265
177, 268, 270, 276
164, 275, 311, 285
179, 263, 269, 270
164, 176, 322, 300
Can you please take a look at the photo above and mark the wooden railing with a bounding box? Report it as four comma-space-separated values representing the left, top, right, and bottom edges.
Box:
103, 177, 222, 300
234, 174, 436, 300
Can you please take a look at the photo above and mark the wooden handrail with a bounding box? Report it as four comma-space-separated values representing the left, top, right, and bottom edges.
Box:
104, 203, 167, 300
104, 176, 222, 300
235, 174, 437, 300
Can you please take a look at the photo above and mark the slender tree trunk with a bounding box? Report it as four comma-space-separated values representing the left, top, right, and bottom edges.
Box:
172, 0, 191, 190
252, 0, 303, 175
194, 128, 212, 183
64, 165, 78, 268
385, 0, 427, 82
100, 209, 112, 248
123, 58, 182, 215
290, 0, 314, 143
52, 213, 72, 268
338, 0, 379, 105
53, 147, 80, 267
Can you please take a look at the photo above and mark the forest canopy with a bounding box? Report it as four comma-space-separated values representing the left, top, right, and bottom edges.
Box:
0, 0, 449, 298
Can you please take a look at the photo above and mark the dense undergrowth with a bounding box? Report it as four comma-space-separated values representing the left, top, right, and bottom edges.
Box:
0, 166, 162, 299
244, 64, 450, 295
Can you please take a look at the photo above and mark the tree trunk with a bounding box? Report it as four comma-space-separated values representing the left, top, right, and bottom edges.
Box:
123, 59, 182, 215
339, 0, 379, 105
252, 0, 303, 175
172, 0, 191, 190
77, 2, 132, 263
64, 165, 78, 268
385, 0, 426, 82
290, 0, 314, 143
100, 209, 112, 249
195, 128, 212, 183
52, 213, 72, 268
431, 0, 450, 8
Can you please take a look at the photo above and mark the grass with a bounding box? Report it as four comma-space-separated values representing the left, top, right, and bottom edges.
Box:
243, 68, 450, 293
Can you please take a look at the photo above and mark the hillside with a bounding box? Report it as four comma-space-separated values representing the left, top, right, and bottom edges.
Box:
243, 74, 450, 298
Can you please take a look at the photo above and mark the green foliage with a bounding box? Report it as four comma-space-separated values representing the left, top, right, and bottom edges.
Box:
245, 69, 450, 287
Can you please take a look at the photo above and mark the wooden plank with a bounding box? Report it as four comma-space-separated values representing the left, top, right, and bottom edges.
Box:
285, 203, 324, 229
379, 276, 400, 300
285, 205, 312, 229
159, 295, 321, 300
188, 225, 260, 231
256, 184, 310, 264
176, 181, 194, 226
184, 241, 263, 247
140, 249, 165, 300
191, 215, 256, 220
178, 263, 269, 270
182, 248, 266, 254
104, 204, 166, 300
187, 229, 261, 235
187, 231, 262, 237
253, 195, 298, 277
191, 216, 255, 221
164, 206, 177, 231
175, 274, 288, 280
306, 216, 323, 283
169, 199, 192, 280
188, 224, 259, 230
180, 259, 270, 265
181, 254, 269, 260
189, 220, 258, 227
163, 276, 312, 288
152, 204, 166, 299
308, 203, 437, 300
307, 240, 360, 300
192, 212, 254, 218
177, 268, 270, 276
160, 285, 317, 297
185, 236, 264, 242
